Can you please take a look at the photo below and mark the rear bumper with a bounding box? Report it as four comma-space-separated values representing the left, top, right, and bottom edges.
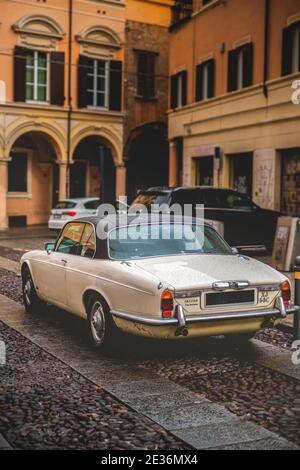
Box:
111, 304, 299, 339
111, 304, 298, 327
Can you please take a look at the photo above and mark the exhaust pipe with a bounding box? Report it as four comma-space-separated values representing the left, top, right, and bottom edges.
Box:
175, 305, 189, 337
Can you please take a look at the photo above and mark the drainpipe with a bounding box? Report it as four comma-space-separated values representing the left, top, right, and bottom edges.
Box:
66, 0, 73, 197
263, 0, 270, 98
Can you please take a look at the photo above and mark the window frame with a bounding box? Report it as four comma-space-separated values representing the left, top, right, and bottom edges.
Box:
135, 49, 157, 101
7, 149, 32, 199
55, 222, 97, 259
25, 50, 50, 104
86, 58, 110, 110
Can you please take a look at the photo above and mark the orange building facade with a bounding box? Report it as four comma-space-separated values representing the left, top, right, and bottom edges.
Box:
0, 0, 172, 228
168, 0, 300, 216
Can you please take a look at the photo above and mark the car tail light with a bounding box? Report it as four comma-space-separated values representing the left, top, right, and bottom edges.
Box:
63, 211, 77, 217
281, 281, 291, 308
161, 289, 174, 318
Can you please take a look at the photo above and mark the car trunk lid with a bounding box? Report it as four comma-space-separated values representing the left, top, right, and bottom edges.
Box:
134, 254, 284, 291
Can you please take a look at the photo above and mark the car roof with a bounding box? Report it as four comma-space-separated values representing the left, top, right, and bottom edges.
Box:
73, 214, 210, 232
144, 187, 235, 193
58, 197, 100, 203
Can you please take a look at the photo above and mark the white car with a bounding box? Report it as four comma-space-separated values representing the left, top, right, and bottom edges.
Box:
21, 215, 298, 352
48, 198, 100, 232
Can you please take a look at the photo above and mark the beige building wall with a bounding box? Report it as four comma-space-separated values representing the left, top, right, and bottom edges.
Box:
168, 0, 300, 213
0, 0, 125, 228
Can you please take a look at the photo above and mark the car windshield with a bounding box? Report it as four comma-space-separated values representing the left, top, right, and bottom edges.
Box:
131, 193, 169, 210
109, 223, 232, 260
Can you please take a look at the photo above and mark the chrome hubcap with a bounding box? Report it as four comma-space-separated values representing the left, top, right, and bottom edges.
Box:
24, 278, 32, 305
91, 302, 105, 343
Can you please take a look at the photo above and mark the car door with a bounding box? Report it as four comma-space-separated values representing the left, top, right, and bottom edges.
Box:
204, 190, 263, 249
65, 223, 97, 316
39, 222, 85, 308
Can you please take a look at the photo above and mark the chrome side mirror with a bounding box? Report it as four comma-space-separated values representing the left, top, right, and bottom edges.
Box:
45, 242, 55, 254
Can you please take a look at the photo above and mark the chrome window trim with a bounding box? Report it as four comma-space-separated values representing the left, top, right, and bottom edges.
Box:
55, 221, 97, 260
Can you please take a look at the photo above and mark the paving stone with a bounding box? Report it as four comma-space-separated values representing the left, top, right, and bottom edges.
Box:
211, 437, 299, 450
127, 390, 204, 413
144, 402, 236, 431
172, 420, 275, 450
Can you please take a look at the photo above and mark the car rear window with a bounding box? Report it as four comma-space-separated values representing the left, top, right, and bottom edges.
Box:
170, 190, 205, 205
55, 201, 76, 209
109, 223, 232, 260
84, 199, 101, 210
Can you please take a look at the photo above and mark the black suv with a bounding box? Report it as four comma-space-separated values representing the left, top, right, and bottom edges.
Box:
131, 187, 281, 254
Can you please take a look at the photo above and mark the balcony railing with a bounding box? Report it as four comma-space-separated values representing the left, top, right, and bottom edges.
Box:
170, 0, 194, 28
170, 1, 215, 28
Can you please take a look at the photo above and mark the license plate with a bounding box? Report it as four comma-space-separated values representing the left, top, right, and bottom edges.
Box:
53, 214, 61, 220
205, 290, 255, 307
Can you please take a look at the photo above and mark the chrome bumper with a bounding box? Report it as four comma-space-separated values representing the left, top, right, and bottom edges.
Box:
111, 303, 299, 328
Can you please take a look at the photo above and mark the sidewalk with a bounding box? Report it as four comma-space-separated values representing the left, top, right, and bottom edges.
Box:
0, 226, 52, 240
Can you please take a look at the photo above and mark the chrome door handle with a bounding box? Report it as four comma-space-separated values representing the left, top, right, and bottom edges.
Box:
61, 259, 68, 265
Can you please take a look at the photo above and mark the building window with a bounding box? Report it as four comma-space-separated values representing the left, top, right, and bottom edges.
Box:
170, 70, 187, 109
136, 51, 156, 100
282, 21, 300, 76
26, 51, 49, 102
8, 152, 28, 193
195, 59, 215, 101
86, 59, 109, 109
228, 43, 253, 92
78, 56, 122, 111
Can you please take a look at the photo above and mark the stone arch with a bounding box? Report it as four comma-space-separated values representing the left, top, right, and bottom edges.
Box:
5, 119, 66, 162
70, 126, 122, 166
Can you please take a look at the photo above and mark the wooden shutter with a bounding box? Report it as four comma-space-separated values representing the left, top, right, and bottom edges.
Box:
147, 54, 155, 99
281, 26, 293, 76
77, 55, 90, 108
14, 46, 27, 102
227, 49, 237, 92
170, 74, 178, 109
50, 52, 65, 106
109, 60, 122, 111
181, 70, 187, 106
242, 43, 253, 88
137, 52, 147, 97
195, 63, 203, 102
207, 59, 215, 98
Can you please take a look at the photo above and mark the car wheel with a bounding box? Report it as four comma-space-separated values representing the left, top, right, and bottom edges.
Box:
22, 266, 46, 314
87, 294, 118, 351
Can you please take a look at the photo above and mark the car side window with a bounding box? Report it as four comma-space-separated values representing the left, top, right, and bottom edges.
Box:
80, 224, 96, 259
84, 200, 100, 210
225, 192, 255, 211
56, 223, 85, 255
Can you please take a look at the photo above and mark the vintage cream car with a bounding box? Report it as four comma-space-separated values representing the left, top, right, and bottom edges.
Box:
21, 215, 298, 351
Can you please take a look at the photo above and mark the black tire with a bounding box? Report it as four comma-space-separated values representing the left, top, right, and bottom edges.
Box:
22, 265, 46, 314
87, 294, 118, 351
